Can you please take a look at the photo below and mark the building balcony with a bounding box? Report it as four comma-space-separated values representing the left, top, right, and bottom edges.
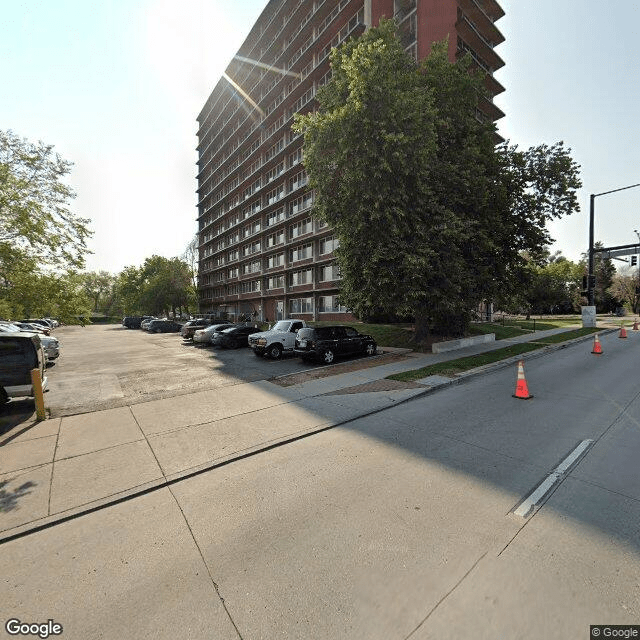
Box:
457, 0, 505, 46
456, 15, 505, 72
478, 93, 505, 121
474, 0, 504, 21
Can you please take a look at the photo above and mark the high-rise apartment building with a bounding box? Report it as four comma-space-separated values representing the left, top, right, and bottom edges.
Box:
196, 0, 504, 322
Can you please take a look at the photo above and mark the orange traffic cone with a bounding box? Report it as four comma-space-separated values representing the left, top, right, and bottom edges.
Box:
591, 333, 603, 354
513, 360, 533, 399
633, 319, 639, 331
619, 325, 628, 339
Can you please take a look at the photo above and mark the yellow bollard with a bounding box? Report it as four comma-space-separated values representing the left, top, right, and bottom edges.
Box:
30, 368, 46, 421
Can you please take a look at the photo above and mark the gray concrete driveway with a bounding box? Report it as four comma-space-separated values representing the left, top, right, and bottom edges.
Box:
45, 324, 327, 416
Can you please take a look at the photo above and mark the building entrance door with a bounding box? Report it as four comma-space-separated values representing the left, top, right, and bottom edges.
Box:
276, 301, 284, 321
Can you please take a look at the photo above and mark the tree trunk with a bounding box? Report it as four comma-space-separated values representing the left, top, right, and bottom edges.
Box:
414, 306, 430, 344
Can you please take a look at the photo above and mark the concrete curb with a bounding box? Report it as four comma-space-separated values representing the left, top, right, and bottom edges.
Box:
0, 328, 615, 545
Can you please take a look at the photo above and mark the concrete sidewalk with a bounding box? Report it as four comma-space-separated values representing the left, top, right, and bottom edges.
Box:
0, 324, 609, 541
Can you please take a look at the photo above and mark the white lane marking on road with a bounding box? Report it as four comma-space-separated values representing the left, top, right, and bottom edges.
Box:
514, 439, 594, 518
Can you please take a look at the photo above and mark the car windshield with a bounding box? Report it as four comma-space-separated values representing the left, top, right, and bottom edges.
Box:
271, 321, 291, 331
0, 324, 20, 332
222, 327, 236, 334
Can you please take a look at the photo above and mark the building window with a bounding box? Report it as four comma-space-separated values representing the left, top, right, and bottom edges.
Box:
243, 240, 261, 257
289, 297, 313, 314
290, 191, 314, 216
319, 236, 339, 255
228, 267, 238, 278
289, 147, 303, 167
266, 183, 285, 205
266, 207, 285, 227
242, 260, 261, 275
264, 162, 285, 185
266, 229, 285, 247
289, 217, 312, 239
289, 268, 313, 286
228, 249, 238, 262
289, 170, 308, 192
318, 263, 341, 282
267, 275, 285, 289
318, 295, 347, 313
240, 279, 261, 293
289, 243, 313, 262
267, 252, 284, 269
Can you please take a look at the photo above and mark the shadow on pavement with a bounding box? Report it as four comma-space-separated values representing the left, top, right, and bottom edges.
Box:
0, 479, 37, 512
0, 400, 37, 441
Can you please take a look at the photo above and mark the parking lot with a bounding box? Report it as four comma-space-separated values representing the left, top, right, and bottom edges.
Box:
44, 324, 327, 416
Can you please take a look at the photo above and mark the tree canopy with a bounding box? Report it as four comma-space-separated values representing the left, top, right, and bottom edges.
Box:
293, 20, 582, 339
0, 130, 93, 322
0, 129, 92, 270
113, 255, 196, 317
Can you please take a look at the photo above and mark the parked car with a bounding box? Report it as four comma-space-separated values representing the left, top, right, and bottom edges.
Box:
20, 319, 54, 329
146, 319, 183, 333
248, 319, 307, 359
14, 322, 51, 336
217, 325, 259, 349
194, 323, 235, 344
122, 316, 143, 329
0, 332, 48, 403
140, 317, 159, 331
0, 323, 60, 362
40, 335, 60, 362
294, 326, 377, 364
181, 318, 216, 340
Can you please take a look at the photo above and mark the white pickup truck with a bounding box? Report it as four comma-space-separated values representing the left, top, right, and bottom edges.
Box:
248, 319, 307, 359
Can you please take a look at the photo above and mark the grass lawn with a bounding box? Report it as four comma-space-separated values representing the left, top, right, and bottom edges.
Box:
388, 327, 601, 382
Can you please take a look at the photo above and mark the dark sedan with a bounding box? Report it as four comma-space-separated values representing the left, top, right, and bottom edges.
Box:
147, 320, 183, 333
217, 325, 259, 349
294, 326, 377, 364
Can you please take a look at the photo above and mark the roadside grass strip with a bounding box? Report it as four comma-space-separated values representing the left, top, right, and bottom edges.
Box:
387, 328, 601, 383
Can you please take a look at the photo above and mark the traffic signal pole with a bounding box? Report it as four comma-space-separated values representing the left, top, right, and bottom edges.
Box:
584, 183, 640, 326
588, 194, 595, 306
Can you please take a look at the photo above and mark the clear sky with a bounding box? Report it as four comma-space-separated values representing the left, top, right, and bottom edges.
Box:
2, 0, 639, 274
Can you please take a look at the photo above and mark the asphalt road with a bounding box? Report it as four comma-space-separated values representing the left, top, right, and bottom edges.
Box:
1, 331, 638, 639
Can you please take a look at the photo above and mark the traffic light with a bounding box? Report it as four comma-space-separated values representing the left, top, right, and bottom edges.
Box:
632, 255, 638, 266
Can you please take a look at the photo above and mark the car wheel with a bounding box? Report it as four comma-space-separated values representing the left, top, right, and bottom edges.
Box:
0, 387, 8, 405
268, 344, 282, 360
321, 349, 335, 364
230, 339, 239, 349
365, 342, 377, 356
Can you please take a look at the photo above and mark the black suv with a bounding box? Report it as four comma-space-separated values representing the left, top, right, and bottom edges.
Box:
294, 326, 377, 364
218, 325, 258, 349
147, 319, 183, 333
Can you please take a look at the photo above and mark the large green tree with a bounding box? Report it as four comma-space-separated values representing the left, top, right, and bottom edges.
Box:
82, 270, 116, 312
580, 242, 619, 313
294, 20, 581, 340
0, 130, 93, 323
521, 251, 583, 314
0, 129, 92, 270
113, 256, 196, 317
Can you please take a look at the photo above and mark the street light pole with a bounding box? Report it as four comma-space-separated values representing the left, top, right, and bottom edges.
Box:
586, 182, 640, 313
588, 194, 595, 306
